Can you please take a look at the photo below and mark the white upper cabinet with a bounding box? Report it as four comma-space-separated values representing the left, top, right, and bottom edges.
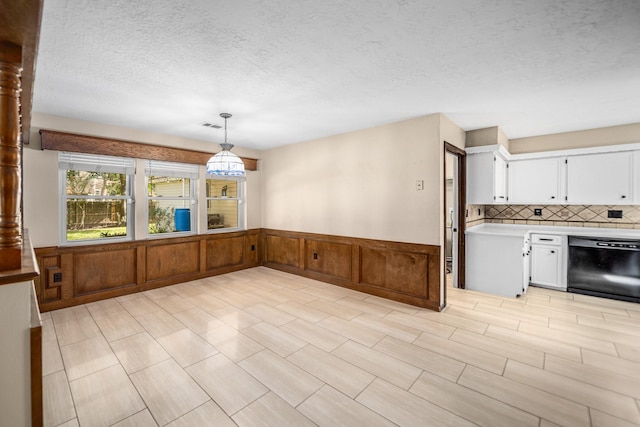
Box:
467, 149, 508, 204
467, 143, 640, 205
566, 151, 632, 204
493, 154, 508, 203
509, 157, 564, 204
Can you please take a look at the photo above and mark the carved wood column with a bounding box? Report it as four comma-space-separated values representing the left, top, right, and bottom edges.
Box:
0, 43, 23, 270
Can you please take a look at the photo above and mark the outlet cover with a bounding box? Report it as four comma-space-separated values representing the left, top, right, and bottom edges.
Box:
608, 210, 623, 218
534, 208, 542, 216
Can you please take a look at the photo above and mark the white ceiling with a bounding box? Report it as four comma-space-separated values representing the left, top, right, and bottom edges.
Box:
32, 0, 640, 151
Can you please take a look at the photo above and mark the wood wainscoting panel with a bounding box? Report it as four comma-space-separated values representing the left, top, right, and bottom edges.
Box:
41, 257, 62, 303
206, 236, 245, 270
246, 233, 259, 265
35, 252, 74, 304
263, 229, 441, 311
359, 247, 428, 297
265, 235, 300, 268
33, 230, 441, 312
146, 241, 200, 282
34, 230, 262, 311
74, 249, 136, 296
305, 239, 352, 280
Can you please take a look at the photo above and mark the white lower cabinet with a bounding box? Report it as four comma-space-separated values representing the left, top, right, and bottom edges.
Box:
466, 231, 527, 298
529, 234, 566, 290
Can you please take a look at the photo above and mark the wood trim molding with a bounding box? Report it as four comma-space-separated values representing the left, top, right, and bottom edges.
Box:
39, 129, 258, 171
0, 230, 40, 286
1, 0, 43, 145
444, 142, 467, 295
30, 325, 42, 427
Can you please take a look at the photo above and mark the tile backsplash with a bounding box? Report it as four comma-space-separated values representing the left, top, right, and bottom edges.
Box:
465, 204, 486, 228
466, 204, 640, 229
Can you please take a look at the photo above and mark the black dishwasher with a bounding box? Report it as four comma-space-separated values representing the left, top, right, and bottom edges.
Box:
568, 236, 640, 303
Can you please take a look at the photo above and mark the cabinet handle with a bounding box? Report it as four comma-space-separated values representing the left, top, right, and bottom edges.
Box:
621, 195, 627, 199
550, 196, 555, 199
498, 196, 505, 199
550, 250, 555, 254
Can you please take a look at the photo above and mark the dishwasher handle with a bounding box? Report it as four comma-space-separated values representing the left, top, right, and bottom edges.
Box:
569, 236, 640, 251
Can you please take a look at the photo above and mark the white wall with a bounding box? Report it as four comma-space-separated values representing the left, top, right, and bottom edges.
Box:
0, 282, 34, 427
23, 113, 262, 247
261, 114, 442, 245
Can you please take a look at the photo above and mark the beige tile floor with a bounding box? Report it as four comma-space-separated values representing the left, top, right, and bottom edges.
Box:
42, 267, 640, 426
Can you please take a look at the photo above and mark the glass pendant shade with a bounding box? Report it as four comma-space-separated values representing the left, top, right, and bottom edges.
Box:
206, 113, 246, 176
206, 145, 245, 176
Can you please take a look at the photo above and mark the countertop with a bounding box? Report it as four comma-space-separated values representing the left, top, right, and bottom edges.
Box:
465, 223, 640, 240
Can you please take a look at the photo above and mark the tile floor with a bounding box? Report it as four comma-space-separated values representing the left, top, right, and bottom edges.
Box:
41, 267, 640, 426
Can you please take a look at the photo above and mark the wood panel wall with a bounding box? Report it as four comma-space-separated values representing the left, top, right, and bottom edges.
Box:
34, 230, 261, 312
263, 229, 441, 311
34, 228, 441, 312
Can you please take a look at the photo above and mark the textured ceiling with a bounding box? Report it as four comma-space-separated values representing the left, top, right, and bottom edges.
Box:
32, 0, 640, 150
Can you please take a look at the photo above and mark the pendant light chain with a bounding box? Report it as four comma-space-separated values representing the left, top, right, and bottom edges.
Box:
220, 113, 233, 151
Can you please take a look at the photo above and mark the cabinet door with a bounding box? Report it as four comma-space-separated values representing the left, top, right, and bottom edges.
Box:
493, 154, 508, 203
530, 245, 562, 288
509, 158, 562, 204
566, 152, 632, 204
466, 152, 494, 205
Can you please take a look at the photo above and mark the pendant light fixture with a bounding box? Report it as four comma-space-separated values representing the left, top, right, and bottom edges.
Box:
206, 113, 246, 176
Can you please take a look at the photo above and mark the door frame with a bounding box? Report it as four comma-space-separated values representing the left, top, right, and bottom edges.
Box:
443, 142, 467, 305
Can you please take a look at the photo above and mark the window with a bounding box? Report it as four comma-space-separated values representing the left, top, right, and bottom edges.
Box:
146, 160, 198, 235
59, 152, 135, 244
206, 177, 245, 231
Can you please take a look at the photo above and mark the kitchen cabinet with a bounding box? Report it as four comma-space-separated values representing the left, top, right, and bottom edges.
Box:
566, 151, 632, 204
530, 234, 565, 290
509, 157, 564, 204
465, 226, 528, 298
467, 149, 508, 204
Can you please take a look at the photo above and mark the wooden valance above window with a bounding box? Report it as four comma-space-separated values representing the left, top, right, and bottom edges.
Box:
39, 129, 258, 171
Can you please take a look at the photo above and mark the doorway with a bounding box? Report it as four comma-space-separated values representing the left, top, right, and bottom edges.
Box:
444, 143, 466, 304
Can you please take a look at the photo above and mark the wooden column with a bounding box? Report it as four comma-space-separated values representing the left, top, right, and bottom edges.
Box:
0, 43, 23, 271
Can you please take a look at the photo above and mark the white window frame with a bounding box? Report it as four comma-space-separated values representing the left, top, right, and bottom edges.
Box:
59, 152, 135, 245
204, 175, 246, 233
145, 160, 198, 237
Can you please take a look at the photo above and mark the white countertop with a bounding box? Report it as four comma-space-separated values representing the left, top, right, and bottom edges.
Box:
465, 223, 640, 240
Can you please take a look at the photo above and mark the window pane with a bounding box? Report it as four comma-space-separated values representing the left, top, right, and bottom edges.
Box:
206, 179, 237, 198
66, 199, 127, 241
148, 200, 191, 234
207, 199, 238, 229
66, 171, 127, 196
148, 176, 191, 197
